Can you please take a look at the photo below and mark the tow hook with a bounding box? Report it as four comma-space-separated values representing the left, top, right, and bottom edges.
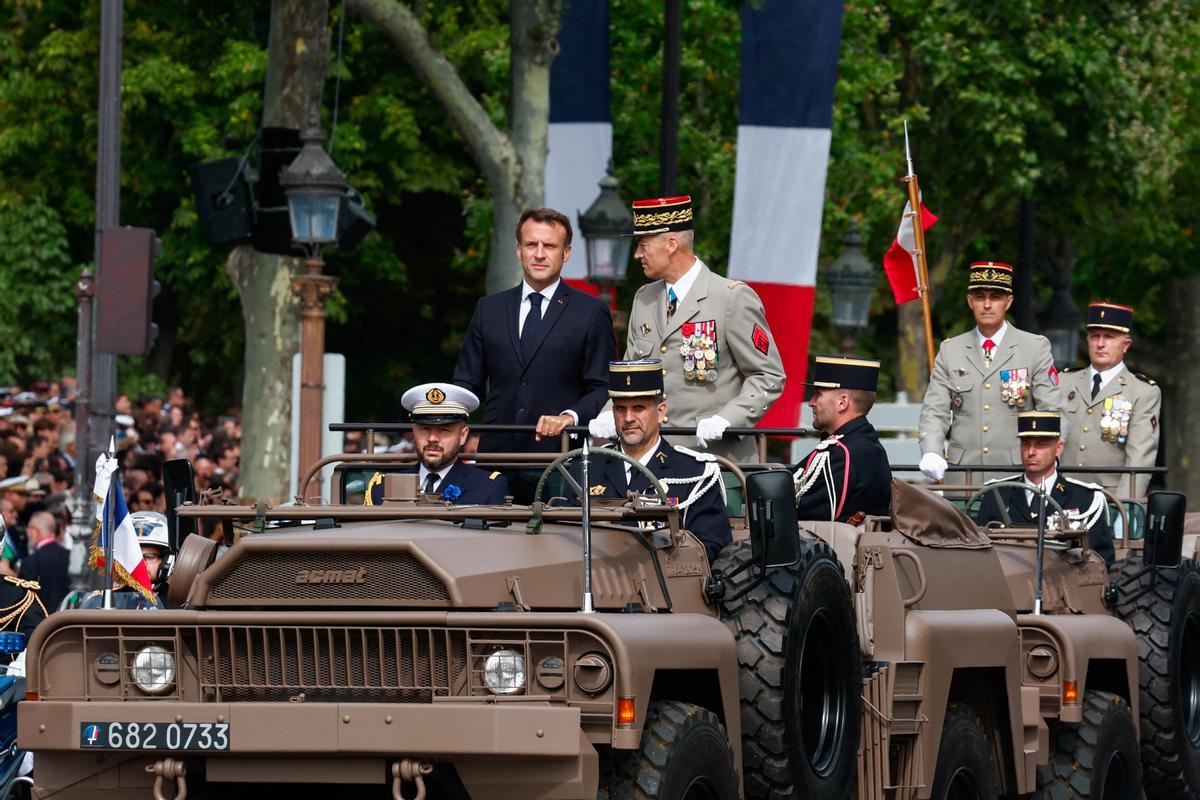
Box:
391, 759, 433, 800
145, 758, 187, 800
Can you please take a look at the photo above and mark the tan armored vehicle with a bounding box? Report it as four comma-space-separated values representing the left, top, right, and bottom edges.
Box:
17, 448, 1182, 799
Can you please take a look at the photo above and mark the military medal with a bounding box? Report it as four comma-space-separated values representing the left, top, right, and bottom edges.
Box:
1000, 368, 1029, 407
1101, 396, 1132, 444
679, 320, 718, 382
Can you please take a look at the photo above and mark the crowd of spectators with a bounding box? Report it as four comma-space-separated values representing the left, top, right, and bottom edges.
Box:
0, 379, 241, 605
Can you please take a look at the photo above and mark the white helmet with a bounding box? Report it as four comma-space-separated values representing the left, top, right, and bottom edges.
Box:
130, 511, 170, 552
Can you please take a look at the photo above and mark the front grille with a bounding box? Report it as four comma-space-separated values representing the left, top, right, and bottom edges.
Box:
185, 626, 467, 703
206, 552, 449, 605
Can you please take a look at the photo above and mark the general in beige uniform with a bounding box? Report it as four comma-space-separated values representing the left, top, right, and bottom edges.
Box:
1061, 302, 1161, 497
919, 261, 1064, 480
608, 196, 785, 463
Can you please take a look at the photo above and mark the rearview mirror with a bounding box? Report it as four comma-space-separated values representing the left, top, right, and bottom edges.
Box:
162, 459, 198, 552
1145, 491, 1186, 568
747, 470, 801, 568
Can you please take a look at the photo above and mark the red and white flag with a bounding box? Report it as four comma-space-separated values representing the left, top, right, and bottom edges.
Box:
882, 199, 938, 304
89, 453, 155, 599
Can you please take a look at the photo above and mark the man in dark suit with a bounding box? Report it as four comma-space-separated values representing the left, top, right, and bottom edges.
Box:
792, 355, 892, 522
19, 511, 69, 612
453, 208, 616, 455
976, 410, 1114, 566
574, 360, 731, 563
366, 383, 509, 506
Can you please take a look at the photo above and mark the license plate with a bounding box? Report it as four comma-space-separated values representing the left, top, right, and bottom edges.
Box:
80, 721, 230, 751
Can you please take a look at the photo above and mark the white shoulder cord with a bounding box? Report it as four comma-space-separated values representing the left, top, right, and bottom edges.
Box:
792, 435, 843, 521
631, 445, 724, 527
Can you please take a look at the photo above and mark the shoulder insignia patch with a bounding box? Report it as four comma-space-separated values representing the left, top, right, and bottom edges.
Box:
589, 484, 606, 496
3, 576, 39, 591
1134, 372, 1157, 385
488, 471, 502, 480
656, 451, 668, 464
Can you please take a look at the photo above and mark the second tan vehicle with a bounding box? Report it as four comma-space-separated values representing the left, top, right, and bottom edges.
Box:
17, 449, 1184, 799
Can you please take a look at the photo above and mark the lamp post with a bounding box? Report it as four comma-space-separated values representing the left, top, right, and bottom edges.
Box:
279, 110, 346, 495
578, 162, 633, 334
1038, 285, 1082, 369
825, 220, 875, 354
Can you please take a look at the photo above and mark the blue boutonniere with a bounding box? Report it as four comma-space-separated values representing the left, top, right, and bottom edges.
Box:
442, 483, 462, 502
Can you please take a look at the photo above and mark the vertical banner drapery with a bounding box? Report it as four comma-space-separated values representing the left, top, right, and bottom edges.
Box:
728, 0, 844, 428
544, 0, 611, 292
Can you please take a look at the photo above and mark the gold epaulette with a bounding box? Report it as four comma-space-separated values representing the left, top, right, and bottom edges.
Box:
488, 471, 502, 480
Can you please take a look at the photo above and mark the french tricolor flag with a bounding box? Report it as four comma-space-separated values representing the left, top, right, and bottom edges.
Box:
545, 0, 610, 293
728, 0, 844, 427
89, 453, 155, 600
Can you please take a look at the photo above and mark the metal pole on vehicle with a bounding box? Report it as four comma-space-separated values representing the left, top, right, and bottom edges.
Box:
1034, 491, 1048, 615
580, 439, 595, 613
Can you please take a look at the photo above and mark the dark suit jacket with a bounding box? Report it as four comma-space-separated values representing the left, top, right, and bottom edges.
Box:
453, 282, 616, 453
368, 460, 509, 506
20, 541, 71, 613
793, 416, 893, 523
571, 439, 732, 563
975, 472, 1114, 565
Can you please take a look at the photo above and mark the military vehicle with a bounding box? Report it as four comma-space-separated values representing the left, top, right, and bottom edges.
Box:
17, 445, 1179, 799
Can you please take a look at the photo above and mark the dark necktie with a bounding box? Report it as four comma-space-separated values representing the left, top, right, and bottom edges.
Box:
667, 287, 678, 318
423, 472, 439, 494
1092, 373, 1102, 401
520, 293, 544, 360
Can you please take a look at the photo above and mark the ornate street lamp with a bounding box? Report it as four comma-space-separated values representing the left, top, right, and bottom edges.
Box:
578, 162, 633, 333
1038, 285, 1082, 369
825, 220, 875, 354
279, 109, 347, 497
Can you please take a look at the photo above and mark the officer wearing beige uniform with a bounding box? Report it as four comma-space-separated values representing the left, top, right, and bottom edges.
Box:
919, 261, 1063, 480
1061, 302, 1161, 498
588, 196, 786, 462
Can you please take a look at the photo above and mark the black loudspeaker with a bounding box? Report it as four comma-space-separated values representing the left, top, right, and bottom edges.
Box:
251, 127, 303, 256
189, 158, 253, 247
337, 188, 377, 252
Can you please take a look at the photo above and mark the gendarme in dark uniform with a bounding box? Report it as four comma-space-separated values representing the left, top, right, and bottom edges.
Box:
975, 410, 1114, 566
576, 361, 732, 562
365, 383, 508, 506
792, 356, 892, 522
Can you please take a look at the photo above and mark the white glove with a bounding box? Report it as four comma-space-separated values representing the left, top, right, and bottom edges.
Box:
919, 452, 948, 481
695, 415, 731, 448
588, 415, 617, 440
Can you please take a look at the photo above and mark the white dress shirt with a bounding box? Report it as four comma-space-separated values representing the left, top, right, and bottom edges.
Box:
622, 437, 662, 486
1088, 362, 1125, 394
418, 463, 449, 494
977, 321, 1008, 352
518, 279, 560, 336
666, 259, 702, 306
1024, 469, 1057, 509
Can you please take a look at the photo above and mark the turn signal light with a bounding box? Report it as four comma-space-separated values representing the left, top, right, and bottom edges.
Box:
24, 691, 37, 702
617, 696, 636, 726
1062, 681, 1079, 704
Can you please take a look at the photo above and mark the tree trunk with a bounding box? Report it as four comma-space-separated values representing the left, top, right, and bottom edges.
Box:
348, 0, 560, 295
1164, 276, 1200, 496
226, 0, 329, 503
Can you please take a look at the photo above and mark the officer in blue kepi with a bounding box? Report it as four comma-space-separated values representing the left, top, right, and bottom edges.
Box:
576, 360, 732, 563
365, 383, 509, 506
975, 410, 1114, 566
792, 355, 892, 522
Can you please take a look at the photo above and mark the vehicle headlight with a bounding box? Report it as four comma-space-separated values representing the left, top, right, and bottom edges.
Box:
482, 648, 526, 695
131, 645, 175, 694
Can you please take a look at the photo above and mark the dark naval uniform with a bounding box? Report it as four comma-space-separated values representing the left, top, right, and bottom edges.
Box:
793, 416, 892, 522
366, 461, 509, 506
975, 473, 1114, 566
792, 355, 893, 522
575, 438, 732, 563
0, 575, 46, 642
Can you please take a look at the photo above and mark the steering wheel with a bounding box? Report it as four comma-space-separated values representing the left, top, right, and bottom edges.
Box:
965, 481, 1066, 528
526, 447, 672, 535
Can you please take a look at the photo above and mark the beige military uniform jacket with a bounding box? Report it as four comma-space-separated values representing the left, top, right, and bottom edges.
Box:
622, 259, 786, 462
919, 324, 1063, 471
1061, 364, 1161, 497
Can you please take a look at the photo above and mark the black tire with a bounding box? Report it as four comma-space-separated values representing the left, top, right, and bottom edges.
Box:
713, 539, 860, 799
596, 700, 738, 799
1035, 690, 1141, 800
929, 703, 999, 800
1113, 555, 1200, 798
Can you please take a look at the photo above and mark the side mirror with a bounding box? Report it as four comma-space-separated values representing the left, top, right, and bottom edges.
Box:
162, 459, 198, 552
747, 470, 801, 568
1145, 491, 1186, 568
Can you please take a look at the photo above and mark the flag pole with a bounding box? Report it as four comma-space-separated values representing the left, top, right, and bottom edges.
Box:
903, 121, 937, 375
102, 437, 116, 609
